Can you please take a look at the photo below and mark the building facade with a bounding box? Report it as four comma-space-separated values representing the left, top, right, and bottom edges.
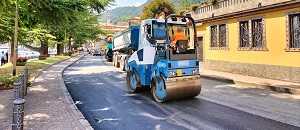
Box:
187, 0, 300, 83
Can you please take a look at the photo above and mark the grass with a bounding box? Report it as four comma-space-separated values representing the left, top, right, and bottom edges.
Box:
0, 52, 82, 89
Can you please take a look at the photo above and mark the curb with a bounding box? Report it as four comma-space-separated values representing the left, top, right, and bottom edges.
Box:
60, 53, 93, 130
201, 74, 300, 95
29, 53, 93, 130
200, 74, 234, 83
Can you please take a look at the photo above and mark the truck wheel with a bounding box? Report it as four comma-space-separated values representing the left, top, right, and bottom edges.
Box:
151, 75, 166, 102
126, 70, 138, 92
115, 58, 120, 68
113, 55, 116, 66
120, 58, 125, 71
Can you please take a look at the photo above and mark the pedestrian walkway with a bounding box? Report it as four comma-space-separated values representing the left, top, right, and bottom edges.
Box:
0, 53, 92, 130
200, 65, 300, 95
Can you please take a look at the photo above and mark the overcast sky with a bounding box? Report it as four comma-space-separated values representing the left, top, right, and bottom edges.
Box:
109, 0, 147, 9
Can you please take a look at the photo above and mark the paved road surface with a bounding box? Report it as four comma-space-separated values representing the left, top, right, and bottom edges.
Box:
63, 55, 300, 130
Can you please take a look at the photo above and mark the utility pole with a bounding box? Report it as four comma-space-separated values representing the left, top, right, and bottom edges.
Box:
13, 0, 19, 76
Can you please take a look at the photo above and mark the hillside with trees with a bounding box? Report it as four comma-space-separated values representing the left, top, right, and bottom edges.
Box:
99, 0, 204, 24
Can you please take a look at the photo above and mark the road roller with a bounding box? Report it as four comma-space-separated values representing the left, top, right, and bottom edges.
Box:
126, 13, 201, 102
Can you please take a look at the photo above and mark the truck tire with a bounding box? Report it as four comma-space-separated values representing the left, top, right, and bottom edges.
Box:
115, 56, 120, 68
113, 55, 117, 66
120, 57, 125, 71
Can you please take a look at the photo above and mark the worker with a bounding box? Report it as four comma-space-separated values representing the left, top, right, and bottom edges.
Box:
170, 27, 188, 51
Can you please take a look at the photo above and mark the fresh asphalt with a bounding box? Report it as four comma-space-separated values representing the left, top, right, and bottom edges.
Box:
63, 55, 300, 130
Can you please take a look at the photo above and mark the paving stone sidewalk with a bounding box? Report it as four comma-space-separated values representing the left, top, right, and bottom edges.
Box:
0, 54, 92, 130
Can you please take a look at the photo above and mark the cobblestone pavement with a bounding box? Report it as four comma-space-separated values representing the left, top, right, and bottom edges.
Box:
0, 53, 92, 130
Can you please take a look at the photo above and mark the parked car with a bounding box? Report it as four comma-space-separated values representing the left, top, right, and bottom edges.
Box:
92, 49, 101, 56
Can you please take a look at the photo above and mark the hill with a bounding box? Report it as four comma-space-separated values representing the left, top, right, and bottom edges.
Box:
99, 0, 203, 24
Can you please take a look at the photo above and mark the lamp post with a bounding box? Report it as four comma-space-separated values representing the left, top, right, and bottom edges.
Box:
13, 0, 19, 76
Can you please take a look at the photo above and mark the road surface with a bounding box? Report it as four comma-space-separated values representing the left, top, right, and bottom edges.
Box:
63, 55, 300, 130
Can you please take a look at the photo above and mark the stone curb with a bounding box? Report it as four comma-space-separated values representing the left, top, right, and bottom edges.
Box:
60, 53, 93, 130
201, 74, 300, 95
200, 74, 234, 83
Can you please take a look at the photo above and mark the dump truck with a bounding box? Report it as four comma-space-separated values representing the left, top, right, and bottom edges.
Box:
112, 26, 139, 70
117, 14, 201, 102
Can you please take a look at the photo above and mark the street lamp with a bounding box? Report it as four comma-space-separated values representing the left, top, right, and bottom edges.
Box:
13, 0, 19, 76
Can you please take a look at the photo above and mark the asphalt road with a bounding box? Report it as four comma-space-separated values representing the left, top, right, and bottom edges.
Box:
63, 55, 300, 130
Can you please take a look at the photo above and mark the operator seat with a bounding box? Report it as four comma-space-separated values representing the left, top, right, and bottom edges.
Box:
176, 40, 188, 53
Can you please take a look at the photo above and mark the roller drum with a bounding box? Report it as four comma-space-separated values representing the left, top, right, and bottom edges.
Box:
152, 75, 201, 102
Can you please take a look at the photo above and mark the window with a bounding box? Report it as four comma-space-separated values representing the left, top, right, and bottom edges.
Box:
252, 19, 263, 48
219, 24, 227, 47
209, 23, 228, 49
238, 16, 267, 51
286, 11, 300, 51
239, 21, 249, 48
210, 25, 218, 47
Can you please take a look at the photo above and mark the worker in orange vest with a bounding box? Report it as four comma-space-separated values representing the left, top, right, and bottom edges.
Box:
170, 27, 188, 50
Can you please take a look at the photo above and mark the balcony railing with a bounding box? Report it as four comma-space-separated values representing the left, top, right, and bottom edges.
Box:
195, 0, 253, 14
186, 0, 293, 21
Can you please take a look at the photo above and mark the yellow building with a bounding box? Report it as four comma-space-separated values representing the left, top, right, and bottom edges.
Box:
187, 0, 300, 83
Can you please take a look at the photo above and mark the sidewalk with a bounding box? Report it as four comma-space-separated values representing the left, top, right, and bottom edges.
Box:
0, 53, 92, 130
200, 65, 300, 95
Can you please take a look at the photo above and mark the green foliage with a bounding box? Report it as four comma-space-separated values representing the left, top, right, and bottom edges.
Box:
0, 74, 18, 88
140, 0, 176, 20
209, 0, 218, 5
111, 16, 131, 25
191, 4, 200, 11
177, 10, 186, 15
0, 0, 114, 55
180, 0, 194, 10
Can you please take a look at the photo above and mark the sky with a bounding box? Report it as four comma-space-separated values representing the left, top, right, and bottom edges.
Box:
108, 0, 147, 9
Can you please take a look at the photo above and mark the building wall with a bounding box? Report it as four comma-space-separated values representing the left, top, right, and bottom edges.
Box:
197, 7, 300, 83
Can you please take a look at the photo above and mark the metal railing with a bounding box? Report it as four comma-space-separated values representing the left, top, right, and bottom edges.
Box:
193, 0, 253, 15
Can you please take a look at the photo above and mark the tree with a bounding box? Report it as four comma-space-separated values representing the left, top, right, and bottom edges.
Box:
21, 0, 113, 55
180, 0, 195, 10
140, 0, 176, 20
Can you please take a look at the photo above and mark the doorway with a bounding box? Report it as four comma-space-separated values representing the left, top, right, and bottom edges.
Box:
197, 36, 204, 62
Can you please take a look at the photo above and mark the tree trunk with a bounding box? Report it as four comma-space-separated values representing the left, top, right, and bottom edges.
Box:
41, 40, 49, 56
68, 36, 72, 51
10, 40, 14, 61
57, 44, 64, 55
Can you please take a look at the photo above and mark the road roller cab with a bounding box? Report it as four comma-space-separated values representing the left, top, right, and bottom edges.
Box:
126, 14, 201, 102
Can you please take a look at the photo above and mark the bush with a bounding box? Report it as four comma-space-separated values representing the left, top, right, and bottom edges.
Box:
191, 4, 200, 11
209, 0, 218, 5
38, 55, 47, 60
17, 57, 28, 62
68, 51, 73, 56
73, 50, 78, 53
177, 10, 186, 15
0, 74, 18, 89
